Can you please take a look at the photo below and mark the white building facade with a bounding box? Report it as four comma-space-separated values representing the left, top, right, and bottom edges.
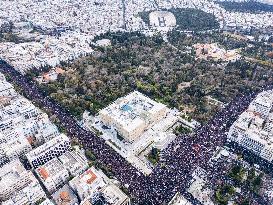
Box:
228, 90, 273, 162
99, 91, 167, 142
27, 134, 72, 168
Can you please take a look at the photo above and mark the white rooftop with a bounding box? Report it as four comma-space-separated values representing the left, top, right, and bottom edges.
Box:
58, 150, 88, 176
26, 134, 70, 160
40, 199, 55, 205
0, 159, 26, 181
36, 158, 67, 182
99, 91, 166, 133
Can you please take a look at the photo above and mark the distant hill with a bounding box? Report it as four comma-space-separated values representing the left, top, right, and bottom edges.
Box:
216, 0, 273, 12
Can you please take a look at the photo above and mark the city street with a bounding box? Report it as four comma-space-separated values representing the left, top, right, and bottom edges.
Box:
0, 59, 271, 204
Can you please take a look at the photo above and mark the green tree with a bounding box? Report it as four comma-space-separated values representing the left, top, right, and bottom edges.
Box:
85, 150, 97, 161
229, 165, 246, 183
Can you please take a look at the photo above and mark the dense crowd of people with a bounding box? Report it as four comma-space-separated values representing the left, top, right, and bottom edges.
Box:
0, 59, 271, 205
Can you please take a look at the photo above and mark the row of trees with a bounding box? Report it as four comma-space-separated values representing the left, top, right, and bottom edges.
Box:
224, 164, 264, 204
214, 171, 262, 205
215, 184, 236, 205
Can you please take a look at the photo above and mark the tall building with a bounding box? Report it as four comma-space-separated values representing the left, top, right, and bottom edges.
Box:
0, 128, 33, 167
69, 167, 105, 201
0, 75, 60, 166
2, 178, 46, 205
26, 134, 72, 168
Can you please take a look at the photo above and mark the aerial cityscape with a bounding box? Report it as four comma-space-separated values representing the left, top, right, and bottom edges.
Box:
0, 0, 273, 205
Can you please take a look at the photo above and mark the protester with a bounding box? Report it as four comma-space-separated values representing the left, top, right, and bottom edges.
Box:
1, 60, 269, 205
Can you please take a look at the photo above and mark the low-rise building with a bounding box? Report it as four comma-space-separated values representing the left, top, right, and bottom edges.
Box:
52, 184, 79, 205
36, 157, 69, 193
168, 192, 192, 205
40, 198, 56, 205
2, 177, 46, 205
70, 167, 130, 205
58, 150, 88, 177
0, 160, 46, 203
0, 133, 32, 165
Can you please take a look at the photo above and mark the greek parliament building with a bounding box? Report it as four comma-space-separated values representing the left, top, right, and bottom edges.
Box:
99, 91, 168, 142
228, 90, 273, 163
26, 134, 72, 168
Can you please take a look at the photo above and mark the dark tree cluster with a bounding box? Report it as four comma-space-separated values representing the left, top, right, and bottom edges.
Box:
33, 31, 273, 123
217, 1, 273, 13
139, 8, 219, 31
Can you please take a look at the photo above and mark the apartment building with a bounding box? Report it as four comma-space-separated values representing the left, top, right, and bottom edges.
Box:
26, 134, 71, 168
36, 157, 69, 193
58, 150, 89, 177
0, 160, 46, 202
70, 167, 131, 205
